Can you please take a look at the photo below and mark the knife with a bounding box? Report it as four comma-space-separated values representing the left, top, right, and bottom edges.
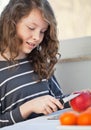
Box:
59, 93, 80, 105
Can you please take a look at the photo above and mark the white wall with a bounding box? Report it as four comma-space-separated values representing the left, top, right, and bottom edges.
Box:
55, 60, 91, 95
59, 36, 91, 60
49, 0, 91, 40
55, 37, 91, 94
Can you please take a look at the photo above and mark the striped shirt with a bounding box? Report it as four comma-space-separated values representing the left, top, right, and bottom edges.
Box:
0, 58, 64, 128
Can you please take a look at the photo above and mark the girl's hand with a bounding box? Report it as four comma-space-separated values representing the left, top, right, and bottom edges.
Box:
29, 95, 64, 115
20, 95, 64, 119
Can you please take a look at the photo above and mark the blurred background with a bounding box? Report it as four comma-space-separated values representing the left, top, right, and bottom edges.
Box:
49, 0, 91, 40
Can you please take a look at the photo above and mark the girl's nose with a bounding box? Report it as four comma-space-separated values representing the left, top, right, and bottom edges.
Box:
32, 31, 40, 41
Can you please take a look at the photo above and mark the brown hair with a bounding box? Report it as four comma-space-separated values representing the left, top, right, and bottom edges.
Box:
0, 0, 60, 79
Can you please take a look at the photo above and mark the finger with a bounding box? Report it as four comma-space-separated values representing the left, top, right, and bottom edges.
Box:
43, 110, 48, 115
48, 102, 58, 112
55, 99, 64, 109
43, 107, 52, 115
45, 106, 53, 114
49, 97, 64, 109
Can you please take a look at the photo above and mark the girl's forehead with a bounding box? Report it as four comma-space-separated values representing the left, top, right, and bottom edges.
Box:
20, 9, 49, 28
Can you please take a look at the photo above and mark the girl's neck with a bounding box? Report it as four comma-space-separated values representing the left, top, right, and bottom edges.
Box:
0, 51, 27, 61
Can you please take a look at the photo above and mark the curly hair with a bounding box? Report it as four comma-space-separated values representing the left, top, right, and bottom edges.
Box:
0, 0, 60, 79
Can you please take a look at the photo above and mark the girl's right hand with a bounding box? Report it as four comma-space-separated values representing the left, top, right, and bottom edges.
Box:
19, 95, 64, 119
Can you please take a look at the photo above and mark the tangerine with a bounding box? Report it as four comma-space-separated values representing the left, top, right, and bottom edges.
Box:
59, 111, 78, 125
77, 112, 91, 125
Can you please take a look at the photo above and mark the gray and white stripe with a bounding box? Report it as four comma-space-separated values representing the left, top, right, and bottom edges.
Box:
1, 79, 47, 101
0, 61, 29, 72
2, 90, 49, 113
0, 70, 34, 87
10, 111, 16, 124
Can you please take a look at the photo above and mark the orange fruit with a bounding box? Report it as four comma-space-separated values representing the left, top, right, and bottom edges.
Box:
77, 112, 91, 125
59, 111, 78, 125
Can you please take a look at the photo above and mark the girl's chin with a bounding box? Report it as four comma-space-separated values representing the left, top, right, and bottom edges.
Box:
25, 49, 32, 54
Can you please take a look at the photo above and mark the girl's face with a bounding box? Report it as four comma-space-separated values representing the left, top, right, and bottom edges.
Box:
16, 9, 48, 58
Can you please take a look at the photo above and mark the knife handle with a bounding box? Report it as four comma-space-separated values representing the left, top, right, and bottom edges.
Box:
59, 98, 64, 105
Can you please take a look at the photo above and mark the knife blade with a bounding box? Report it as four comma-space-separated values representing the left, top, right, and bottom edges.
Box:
59, 93, 80, 105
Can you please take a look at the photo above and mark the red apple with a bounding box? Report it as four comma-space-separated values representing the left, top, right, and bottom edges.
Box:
69, 91, 91, 112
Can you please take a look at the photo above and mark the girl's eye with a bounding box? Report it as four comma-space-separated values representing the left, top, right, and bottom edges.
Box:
40, 31, 45, 34
26, 25, 47, 33
29, 27, 34, 30
27, 26, 34, 30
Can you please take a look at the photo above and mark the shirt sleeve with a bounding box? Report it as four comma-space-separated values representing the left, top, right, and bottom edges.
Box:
48, 75, 64, 98
0, 106, 24, 128
48, 75, 70, 108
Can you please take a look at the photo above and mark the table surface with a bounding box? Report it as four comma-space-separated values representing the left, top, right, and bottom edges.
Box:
1, 108, 70, 130
1, 108, 91, 130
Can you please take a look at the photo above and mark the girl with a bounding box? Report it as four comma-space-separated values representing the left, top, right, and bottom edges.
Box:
0, 0, 68, 128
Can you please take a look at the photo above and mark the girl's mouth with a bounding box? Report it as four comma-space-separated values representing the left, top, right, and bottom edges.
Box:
26, 42, 36, 49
